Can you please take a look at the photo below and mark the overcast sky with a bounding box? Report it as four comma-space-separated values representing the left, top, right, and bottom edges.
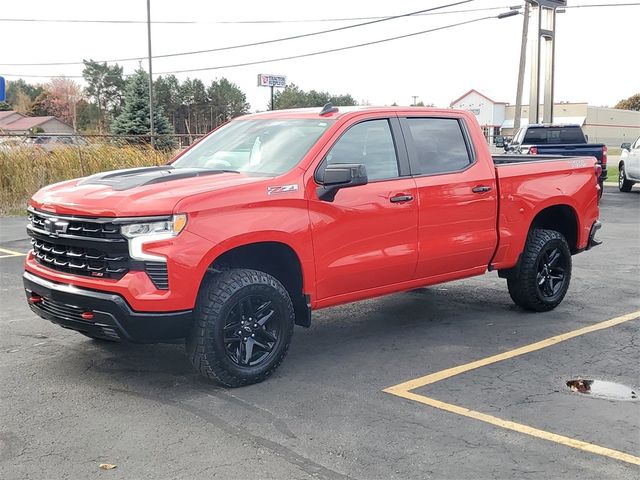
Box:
1, 0, 639, 111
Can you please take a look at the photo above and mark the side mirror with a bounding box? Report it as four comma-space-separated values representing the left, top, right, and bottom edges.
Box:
584, 134, 589, 142
317, 163, 368, 201
621, 142, 631, 151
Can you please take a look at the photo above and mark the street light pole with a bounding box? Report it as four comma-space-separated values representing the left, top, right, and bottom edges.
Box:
147, 0, 155, 148
514, 1, 530, 132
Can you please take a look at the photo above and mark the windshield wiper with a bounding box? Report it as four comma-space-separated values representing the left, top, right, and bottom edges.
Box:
204, 169, 241, 174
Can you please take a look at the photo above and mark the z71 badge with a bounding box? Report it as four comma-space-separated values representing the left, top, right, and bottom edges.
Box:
267, 185, 298, 195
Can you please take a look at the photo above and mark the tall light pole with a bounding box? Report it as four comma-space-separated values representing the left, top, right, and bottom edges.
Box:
528, 1, 564, 124
514, 1, 530, 132
147, 0, 155, 148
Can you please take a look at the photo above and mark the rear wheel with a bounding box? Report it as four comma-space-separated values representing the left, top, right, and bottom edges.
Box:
186, 269, 295, 387
507, 229, 572, 312
619, 164, 634, 192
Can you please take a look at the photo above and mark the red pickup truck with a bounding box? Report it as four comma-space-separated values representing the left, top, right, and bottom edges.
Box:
24, 106, 602, 387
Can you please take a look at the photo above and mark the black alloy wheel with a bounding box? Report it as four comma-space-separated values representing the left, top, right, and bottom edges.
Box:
506, 228, 572, 312
535, 246, 568, 301
186, 268, 295, 387
223, 295, 281, 367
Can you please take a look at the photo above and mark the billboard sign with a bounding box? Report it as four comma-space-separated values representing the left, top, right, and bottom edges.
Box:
257, 74, 287, 88
0, 76, 5, 102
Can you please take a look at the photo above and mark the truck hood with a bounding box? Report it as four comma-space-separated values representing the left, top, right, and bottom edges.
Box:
30, 166, 268, 217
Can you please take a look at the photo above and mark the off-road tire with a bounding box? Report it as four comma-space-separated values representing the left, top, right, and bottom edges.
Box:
619, 164, 634, 192
507, 229, 572, 312
186, 269, 295, 387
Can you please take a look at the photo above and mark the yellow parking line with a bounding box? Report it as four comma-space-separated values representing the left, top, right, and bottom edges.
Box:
395, 392, 640, 466
386, 311, 640, 393
0, 247, 26, 257
384, 310, 640, 466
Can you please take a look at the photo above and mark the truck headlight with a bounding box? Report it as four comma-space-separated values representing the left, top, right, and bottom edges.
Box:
121, 214, 187, 262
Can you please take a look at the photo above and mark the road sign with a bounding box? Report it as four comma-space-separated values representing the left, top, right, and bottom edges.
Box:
257, 74, 287, 88
0, 77, 6, 102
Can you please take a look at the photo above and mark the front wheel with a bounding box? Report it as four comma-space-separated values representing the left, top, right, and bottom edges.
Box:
186, 269, 295, 387
507, 229, 572, 312
619, 164, 634, 192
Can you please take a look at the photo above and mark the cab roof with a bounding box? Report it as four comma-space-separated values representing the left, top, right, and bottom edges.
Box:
237, 105, 463, 121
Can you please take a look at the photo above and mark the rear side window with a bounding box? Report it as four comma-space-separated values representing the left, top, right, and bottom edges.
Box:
404, 118, 472, 175
325, 119, 399, 181
523, 127, 586, 144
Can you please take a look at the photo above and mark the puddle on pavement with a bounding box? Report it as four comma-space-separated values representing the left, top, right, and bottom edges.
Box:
566, 379, 639, 401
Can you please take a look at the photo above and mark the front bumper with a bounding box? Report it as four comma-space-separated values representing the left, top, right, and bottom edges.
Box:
23, 271, 193, 343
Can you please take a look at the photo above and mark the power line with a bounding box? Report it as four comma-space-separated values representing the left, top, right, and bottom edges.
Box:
564, 2, 640, 7
0, 1, 477, 67
0, 4, 510, 25
0, 13, 505, 80
155, 15, 501, 76
1, 3, 637, 25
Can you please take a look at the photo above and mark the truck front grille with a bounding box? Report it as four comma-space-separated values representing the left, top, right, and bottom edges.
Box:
28, 210, 130, 280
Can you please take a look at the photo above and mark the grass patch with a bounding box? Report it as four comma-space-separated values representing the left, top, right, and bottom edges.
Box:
0, 145, 174, 215
607, 147, 622, 156
606, 165, 619, 183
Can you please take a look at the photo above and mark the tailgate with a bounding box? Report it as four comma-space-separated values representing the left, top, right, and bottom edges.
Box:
535, 144, 603, 162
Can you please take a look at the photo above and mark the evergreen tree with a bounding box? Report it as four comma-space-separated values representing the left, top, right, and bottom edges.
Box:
112, 70, 175, 149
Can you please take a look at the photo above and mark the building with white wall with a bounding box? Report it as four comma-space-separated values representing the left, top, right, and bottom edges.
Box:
451, 90, 640, 147
449, 89, 507, 142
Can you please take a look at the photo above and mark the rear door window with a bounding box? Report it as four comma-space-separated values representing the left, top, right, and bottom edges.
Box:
403, 118, 472, 175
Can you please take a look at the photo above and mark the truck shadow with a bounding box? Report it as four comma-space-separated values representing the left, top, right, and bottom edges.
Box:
43, 282, 524, 393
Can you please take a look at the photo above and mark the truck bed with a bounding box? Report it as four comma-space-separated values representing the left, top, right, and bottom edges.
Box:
492, 154, 582, 165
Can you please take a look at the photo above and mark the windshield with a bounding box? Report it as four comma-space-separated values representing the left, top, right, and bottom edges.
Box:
172, 118, 334, 175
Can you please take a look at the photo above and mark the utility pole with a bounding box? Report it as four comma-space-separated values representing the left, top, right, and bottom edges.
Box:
514, 1, 530, 132
411, 95, 418, 106
146, 0, 155, 148
528, 1, 562, 125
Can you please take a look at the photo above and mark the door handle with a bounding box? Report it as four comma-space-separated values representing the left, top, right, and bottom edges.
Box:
390, 194, 414, 203
472, 186, 492, 193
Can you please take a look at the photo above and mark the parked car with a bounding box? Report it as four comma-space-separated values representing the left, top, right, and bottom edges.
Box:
619, 137, 640, 192
24, 135, 88, 152
505, 124, 607, 195
24, 106, 601, 387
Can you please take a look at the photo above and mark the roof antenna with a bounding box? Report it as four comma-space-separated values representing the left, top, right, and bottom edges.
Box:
319, 102, 339, 116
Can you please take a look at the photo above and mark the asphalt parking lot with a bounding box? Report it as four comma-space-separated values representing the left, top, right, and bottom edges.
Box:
1, 185, 638, 480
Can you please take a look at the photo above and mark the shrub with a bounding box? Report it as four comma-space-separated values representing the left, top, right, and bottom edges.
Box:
0, 144, 174, 214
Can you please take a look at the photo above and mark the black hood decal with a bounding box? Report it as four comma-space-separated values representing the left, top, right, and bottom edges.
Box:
77, 166, 227, 191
